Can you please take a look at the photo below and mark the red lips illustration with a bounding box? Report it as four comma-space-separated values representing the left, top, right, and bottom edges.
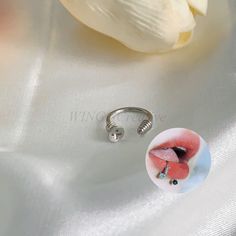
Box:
149, 129, 200, 180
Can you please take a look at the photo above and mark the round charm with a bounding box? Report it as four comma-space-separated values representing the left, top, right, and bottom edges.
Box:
146, 128, 211, 193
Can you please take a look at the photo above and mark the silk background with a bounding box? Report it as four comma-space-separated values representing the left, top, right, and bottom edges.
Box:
0, 0, 236, 235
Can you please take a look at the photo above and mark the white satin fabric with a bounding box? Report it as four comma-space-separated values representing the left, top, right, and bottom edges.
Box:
0, 1, 236, 235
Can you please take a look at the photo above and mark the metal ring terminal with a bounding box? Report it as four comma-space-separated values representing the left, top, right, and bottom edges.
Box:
106, 107, 153, 142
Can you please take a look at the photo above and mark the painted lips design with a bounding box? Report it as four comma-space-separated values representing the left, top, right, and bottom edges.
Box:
149, 129, 200, 180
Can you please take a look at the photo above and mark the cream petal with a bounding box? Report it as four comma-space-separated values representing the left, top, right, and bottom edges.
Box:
170, 0, 196, 32
187, 0, 208, 15
173, 31, 194, 49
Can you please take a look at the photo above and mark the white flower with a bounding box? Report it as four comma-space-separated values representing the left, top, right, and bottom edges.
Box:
60, 0, 208, 53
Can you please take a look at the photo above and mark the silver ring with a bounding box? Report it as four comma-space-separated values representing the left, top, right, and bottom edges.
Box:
106, 107, 153, 143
